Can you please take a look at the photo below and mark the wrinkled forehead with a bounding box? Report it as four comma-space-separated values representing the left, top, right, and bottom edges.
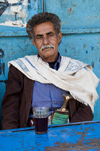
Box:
33, 22, 56, 35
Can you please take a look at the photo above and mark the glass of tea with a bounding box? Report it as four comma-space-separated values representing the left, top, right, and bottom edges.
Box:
33, 107, 49, 134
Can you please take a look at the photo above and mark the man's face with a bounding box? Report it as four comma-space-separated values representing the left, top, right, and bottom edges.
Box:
32, 22, 62, 62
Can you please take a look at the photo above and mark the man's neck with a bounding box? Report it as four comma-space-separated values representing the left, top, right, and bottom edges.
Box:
38, 53, 59, 63
38, 53, 61, 70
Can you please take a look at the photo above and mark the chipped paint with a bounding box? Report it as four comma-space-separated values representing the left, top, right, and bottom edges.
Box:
62, 23, 65, 25
73, 3, 76, 7
0, 121, 100, 150
86, 50, 88, 53
97, 43, 99, 47
83, 44, 86, 50
0, 20, 26, 27
91, 46, 94, 50
86, 17, 90, 19
69, 8, 72, 13
95, 16, 99, 18
0, 0, 29, 27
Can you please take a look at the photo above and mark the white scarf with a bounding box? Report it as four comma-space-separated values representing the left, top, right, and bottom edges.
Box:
8, 55, 99, 112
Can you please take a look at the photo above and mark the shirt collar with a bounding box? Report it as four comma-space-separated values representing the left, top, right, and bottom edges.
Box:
37, 52, 61, 70
54, 52, 61, 70
56, 52, 61, 65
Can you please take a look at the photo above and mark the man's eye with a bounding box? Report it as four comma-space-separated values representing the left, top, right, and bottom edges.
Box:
36, 36, 42, 39
49, 33, 54, 37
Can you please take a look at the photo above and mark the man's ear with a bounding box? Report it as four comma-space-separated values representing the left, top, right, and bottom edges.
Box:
32, 40, 36, 47
58, 32, 62, 44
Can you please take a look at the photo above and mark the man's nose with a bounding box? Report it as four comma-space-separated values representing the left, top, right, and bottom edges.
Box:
43, 36, 49, 45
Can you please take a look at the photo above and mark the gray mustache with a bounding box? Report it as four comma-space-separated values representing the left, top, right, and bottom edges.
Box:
40, 45, 55, 51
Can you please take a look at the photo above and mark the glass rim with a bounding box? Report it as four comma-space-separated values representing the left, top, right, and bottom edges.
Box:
33, 107, 49, 111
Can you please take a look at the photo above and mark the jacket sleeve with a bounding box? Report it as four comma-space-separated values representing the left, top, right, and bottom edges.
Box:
2, 65, 24, 130
69, 98, 94, 123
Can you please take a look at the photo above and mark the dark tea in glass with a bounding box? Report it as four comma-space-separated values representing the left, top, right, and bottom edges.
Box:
34, 117, 48, 134
33, 107, 49, 134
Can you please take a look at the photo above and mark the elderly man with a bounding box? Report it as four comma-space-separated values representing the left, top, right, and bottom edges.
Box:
2, 12, 99, 130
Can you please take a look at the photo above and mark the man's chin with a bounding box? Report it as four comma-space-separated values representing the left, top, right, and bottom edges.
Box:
40, 53, 58, 62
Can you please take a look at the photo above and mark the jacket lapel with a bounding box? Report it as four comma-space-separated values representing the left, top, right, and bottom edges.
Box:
24, 76, 34, 123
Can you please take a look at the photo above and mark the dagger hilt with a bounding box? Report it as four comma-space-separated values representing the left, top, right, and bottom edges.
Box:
57, 94, 72, 112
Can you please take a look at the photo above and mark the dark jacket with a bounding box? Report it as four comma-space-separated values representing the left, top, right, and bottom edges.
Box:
2, 65, 93, 130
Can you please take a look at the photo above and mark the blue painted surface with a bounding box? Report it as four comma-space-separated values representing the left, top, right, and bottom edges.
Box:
0, 121, 100, 150
0, 0, 100, 129
45, 0, 100, 29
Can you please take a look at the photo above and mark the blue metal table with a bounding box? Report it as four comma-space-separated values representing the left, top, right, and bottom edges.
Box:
0, 121, 100, 151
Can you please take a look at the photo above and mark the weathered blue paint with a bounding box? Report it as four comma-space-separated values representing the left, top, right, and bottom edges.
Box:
0, 121, 100, 150
0, 0, 100, 129
45, 0, 100, 29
